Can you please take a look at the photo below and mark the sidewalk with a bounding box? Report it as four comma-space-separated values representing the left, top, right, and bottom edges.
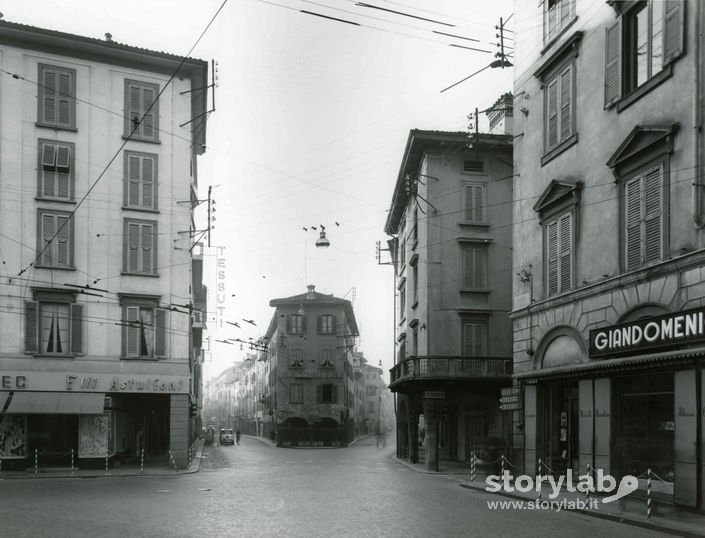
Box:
0, 439, 205, 480
394, 457, 705, 537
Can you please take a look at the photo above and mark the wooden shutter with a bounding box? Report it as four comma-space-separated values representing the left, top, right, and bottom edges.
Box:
141, 224, 153, 274
141, 86, 155, 139
604, 20, 622, 107
127, 222, 140, 272
317, 315, 322, 333
559, 65, 572, 142
663, 0, 684, 64
546, 220, 559, 295
43, 68, 57, 124
70, 303, 83, 355
25, 301, 38, 354
125, 306, 139, 356
301, 314, 307, 333
41, 143, 56, 167
41, 213, 56, 266
56, 216, 70, 266
546, 78, 559, 149
57, 71, 72, 127
643, 166, 662, 264
559, 214, 572, 292
127, 154, 141, 206
331, 315, 337, 334
128, 83, 141, 134
142, 156, 154, 208
155, 308, 167, 357
625, 177, 642, 270
465, 184, 485, 222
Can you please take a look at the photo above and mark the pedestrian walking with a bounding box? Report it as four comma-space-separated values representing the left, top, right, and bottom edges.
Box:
235, 429, 241, 445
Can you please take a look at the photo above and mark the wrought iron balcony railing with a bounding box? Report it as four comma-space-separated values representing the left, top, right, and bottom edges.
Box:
389, 355, 512, 387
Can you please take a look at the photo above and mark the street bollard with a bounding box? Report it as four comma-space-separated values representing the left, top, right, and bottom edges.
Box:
537, 459, 542, 501
585, 463, 591, 500
140, 448, 144, 474
188, 446, 192, 469
105, 454, 109, 475
34, 449, 38, 475
647, 468, 652, 520
71, 449, 74, 475
500, 454, 505, 477
168, 450, 178, 472
470, 451, 476, 482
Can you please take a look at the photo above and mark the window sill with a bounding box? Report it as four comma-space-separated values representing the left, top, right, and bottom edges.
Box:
30, 353, 75, 359
460, 288, 490, 294
458, 221, 490, 228
120, 356, 160, 361
123, 135, 161, 145
121, 271, 159, 277
35, 122, 77, 132
35, 265, 75, 271
614, 65, 673, 113
35, 197, 76, 205
540, 17, 578, 56
541, 133, 578, 167
122, 206, 160, 213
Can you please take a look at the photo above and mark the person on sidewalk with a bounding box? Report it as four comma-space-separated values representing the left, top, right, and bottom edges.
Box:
235, 429, 241, 445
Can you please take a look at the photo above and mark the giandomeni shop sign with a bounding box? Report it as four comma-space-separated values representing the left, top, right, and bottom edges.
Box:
589, 306, 705, 358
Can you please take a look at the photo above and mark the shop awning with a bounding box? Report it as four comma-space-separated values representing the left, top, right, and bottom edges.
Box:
2, 392, 105, 414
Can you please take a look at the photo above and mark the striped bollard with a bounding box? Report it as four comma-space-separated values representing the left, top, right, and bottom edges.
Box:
105, 454, 109, 475
585, 464, 591, 500
500, 454, 505, 477
34, 449, 38, 475
188, 446, 192, 469
70, 449, 74, 475
0, 455, 3, 476
536, 459, 542, 502
470, 451, 476, 482
140, 448, 145, 474
647, 468, 652, 520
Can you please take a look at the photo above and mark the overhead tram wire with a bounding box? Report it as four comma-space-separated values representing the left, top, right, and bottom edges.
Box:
16, 0, 229, 278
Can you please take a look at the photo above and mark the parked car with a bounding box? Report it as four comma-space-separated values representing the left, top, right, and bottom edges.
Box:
219, 428, 235, 445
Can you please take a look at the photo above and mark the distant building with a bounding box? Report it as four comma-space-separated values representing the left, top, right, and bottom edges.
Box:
385, 125, 514, 470
0, 21, 208, 469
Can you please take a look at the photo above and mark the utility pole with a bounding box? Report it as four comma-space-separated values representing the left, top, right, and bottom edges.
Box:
207, 185, 212, 247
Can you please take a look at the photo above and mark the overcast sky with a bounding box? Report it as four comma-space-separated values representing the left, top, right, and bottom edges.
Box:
7, 0, 514, 380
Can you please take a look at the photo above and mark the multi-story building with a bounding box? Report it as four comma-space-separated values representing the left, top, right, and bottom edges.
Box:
512, 0, 704, 510
261, 285, 359, 446
0, 21, 208, 469
385, 123, 514, 471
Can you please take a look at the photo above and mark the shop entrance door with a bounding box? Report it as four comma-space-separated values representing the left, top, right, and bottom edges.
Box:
542, 382, 578, 476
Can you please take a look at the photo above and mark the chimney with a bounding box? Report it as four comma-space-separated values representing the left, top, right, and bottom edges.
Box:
487, 92, 513, 136
306, 284, 316, 299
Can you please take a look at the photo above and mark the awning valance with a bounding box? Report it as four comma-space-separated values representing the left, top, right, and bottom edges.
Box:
1, 392, 105, 414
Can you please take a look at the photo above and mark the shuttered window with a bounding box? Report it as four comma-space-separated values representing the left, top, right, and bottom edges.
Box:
122, 305, 167, 358
462, 321, 488, 357
464, 183, 486, 222
462, 246, 487, 289
545, 63, 574, 152
39, 140, 73, 200
37, 210, 73, 268
124, 79, 160, 142
318, 314, 336, 334
604, 1, 684, 106
37, 64, 76, 129
125, 152, 157, 209
24, 300, 82, 356
124, 219, 157, 275
290, 384, 303, 404
545, 213, 573, 296
287, 314, 306, 334
625, 165, 663, 270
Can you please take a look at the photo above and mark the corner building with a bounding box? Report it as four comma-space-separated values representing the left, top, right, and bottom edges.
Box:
0, 21, 208, 469
512, 0, 705, 509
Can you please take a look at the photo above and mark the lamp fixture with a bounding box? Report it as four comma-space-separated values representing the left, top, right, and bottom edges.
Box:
315, 225, 330, 248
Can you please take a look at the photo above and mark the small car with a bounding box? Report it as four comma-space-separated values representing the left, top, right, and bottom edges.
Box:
219, 428, 235, 445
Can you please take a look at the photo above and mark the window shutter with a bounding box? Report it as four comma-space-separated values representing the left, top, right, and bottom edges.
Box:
317, 315, 322, 333
25, 301, 38, 354
331, 315, 337, 334
128, 84, 141, 134
142, 87, 155, 139
604, 20, 622, 107
41, 214, 56, 266
559, 65, 572, 141
155, 308, 167, 357
141, 224, 153, 273
57, 173, 70, 199
41, 143, 56, 167
546, 220, 559, 295
317, 384, 322, 403
127, 223, 140, 272
142, 157, 154, 208
70, 303, 83, 355
643, 166, 662, 264
57, 72, 72, 127
128, 155, 141, 206
43, 69, 57, 124
56, 216, 69, 266
546, 78, 559, 149
301, 315, 307, 333
663, 0, 684, 65
559, 214, 572, 292
125, 306, 139, 356
625, 177, 642, 270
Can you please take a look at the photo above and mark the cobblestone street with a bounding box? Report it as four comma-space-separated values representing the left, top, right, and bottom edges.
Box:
0, 436, 674, 538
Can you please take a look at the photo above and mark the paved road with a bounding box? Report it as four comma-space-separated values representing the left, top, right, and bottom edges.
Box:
0, 436, 672, 538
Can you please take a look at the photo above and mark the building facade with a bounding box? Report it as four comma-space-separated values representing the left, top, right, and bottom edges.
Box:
0, 21, 208, 469
512, 0, 705, 509
385, 127, 514, 471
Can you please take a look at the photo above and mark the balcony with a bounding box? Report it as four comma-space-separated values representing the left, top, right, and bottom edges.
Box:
389, 355, 512, 391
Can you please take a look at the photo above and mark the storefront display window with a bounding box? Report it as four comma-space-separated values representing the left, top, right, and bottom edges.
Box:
542, 382, 578, 476
614, 374, 674, 482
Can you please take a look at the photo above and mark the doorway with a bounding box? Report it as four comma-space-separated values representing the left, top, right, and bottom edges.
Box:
541, 382, 578, 476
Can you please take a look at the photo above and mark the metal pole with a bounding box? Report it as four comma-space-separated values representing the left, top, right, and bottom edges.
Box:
647, 468, 652, 520
71, 449, 74, 475
34, 449, 38, 475
105, 454, 109, 475
537, 458, 542, 502
140, 448, 145, 474
470, 451, 476, 482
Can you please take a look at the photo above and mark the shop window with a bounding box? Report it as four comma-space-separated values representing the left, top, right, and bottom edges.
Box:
605, 1, 684, 111
614, 374, 674, 481
541, 382, 579, 476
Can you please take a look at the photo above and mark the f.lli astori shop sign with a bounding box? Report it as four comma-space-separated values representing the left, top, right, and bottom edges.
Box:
589, 306, 705, 358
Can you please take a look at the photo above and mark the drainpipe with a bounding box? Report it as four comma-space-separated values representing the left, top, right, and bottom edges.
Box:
693, 0, 705, 228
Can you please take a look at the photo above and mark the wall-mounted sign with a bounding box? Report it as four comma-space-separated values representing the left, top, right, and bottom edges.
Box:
589, 307, 705, 358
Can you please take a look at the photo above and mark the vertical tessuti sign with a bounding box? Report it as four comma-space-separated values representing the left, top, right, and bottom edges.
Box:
216, 246, 226, 330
